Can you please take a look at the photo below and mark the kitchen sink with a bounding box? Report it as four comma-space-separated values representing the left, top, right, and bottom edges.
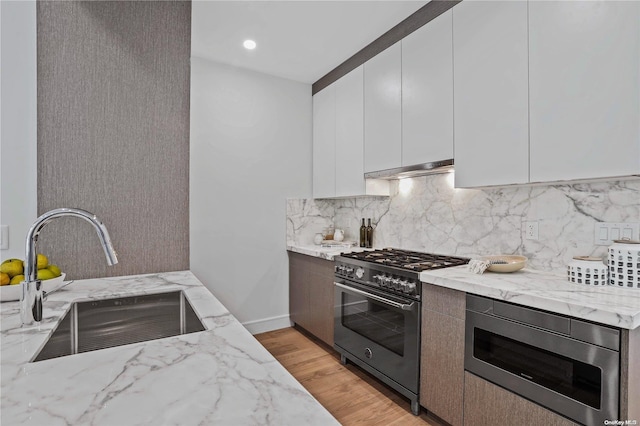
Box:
33, 291, 206, 362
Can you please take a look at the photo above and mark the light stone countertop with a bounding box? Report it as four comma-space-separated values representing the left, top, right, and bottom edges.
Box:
0, 271, 339, 426
286, 244, 371, 260
287, 246, 640, 330
420, 266, 640, 330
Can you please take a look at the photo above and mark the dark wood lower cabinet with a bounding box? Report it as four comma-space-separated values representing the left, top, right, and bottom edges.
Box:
420, 284, 465, 426
463, 372, 578, 426
288, 251, 334, 346
620, 326, 640, 421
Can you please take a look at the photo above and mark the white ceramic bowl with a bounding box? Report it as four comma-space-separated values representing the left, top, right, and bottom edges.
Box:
480, 255, 527, 273
0, 273, 66, 302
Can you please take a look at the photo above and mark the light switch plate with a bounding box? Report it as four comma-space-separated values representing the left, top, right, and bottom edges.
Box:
0, 225, 8, 250
594, 222, 640, 246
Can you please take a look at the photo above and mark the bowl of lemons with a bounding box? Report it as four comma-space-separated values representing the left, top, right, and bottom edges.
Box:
0, 254, 66, 302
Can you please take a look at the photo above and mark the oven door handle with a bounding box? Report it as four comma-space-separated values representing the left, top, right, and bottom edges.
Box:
334, 282, 415, 311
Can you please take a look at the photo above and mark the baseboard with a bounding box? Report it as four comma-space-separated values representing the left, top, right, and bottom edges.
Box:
242, 314, 293, 335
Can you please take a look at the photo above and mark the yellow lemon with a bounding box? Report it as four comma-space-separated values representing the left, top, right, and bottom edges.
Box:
37, 254, 49, 270
0, 259, 24, 278
10, 274, 24, 285
37, 269, 55, 280
0, 272, 9, 286
47, 264, 62, 277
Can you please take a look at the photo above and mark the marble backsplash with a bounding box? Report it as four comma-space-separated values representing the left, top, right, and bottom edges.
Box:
286, 175, 640, 273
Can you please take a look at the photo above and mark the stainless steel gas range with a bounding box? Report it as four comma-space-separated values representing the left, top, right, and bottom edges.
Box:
333, 248, 469, 415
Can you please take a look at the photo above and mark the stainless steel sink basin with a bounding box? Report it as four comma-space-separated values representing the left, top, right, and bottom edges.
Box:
33, 291, 206, 362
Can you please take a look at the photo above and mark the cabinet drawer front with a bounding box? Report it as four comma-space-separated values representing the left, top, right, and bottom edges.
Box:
464, 372, 578, 426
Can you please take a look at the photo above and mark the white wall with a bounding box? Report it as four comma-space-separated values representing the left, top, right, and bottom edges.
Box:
190, 57, 312, 333
0, 1, 38, 260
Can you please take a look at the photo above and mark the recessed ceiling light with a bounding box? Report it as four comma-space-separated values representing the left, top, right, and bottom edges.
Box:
243, 40, 257, 50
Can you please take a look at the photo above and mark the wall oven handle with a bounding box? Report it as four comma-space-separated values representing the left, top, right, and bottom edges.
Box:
334, 282, 415, 311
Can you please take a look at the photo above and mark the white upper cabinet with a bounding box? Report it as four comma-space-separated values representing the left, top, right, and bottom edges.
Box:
312, 66, 389, 198
402, 9, 454, 166
453, 1, 529, 188
335, 66, 366, 197
364, 42, 402, 173
312, 84, 335, 198
529, 1, 640, 182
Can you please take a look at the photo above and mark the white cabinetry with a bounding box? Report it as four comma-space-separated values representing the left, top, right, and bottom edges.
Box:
312, 84, 335, 199
313, 66, 389, 198
529, 1, 640, 182
402, 9, 453, 166
453, 0, 529, 188
335, 66, 365, 197
364, 42, 402, 173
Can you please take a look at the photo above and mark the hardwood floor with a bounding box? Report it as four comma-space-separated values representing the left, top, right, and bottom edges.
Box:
255, 327, 444, 426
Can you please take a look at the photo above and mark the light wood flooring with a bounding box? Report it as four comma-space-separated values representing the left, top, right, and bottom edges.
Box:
255, 327, 444, 426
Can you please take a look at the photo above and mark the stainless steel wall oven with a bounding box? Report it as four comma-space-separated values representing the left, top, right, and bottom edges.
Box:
333, 249, 469, 415
465, 294, 620, 426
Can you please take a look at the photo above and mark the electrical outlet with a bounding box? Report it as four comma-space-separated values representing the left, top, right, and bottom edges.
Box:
594, 222, 640, 246
525, 221, 539, 240
0, 225, 8, 250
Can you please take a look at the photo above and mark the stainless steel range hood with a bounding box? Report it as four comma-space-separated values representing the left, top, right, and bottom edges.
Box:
364, 159, 454, 180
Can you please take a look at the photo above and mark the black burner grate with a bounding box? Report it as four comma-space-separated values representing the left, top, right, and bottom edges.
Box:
341, 248, 469, 272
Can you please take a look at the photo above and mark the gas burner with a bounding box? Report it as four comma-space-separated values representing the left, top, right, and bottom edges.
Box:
341, 248, 469, 272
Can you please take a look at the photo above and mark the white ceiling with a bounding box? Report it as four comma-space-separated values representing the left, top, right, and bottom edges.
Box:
191, 1, 428, 84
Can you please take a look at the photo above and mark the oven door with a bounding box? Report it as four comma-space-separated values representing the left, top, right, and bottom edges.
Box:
334, 279, 420, 393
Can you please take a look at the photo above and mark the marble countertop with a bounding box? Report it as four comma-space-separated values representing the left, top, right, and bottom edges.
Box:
287, 244, 640, 328
286, 243, 371, 260
0, 271, 338, 425
420, 266, 640, 330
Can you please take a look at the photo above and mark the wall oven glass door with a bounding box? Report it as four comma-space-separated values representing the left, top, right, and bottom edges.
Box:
334, 280, 420, 393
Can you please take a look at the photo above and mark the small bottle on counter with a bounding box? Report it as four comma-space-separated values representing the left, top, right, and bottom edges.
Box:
365, 218, 373, 248
359, 218, 366, 247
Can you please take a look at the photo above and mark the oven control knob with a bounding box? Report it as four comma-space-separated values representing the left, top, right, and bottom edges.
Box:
364, 347, 373, 359
392, 278, 403, 290
381, 276, 392, 287
373, 275, 382, 284
345, 266, 354, 276
399, 280, 410, 293
406, 282, 417, 294
355, 267, 365, 279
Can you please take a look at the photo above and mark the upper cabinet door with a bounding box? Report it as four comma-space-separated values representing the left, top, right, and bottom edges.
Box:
402, 9, 454, 166
312, 84, 335, 198
364, 42, 402, 173
335, 65, 365, 197
529, 1, 640, 182
453, 1, 529, 188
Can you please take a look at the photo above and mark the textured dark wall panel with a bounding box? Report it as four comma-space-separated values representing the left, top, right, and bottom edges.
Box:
37, 1, 191, 279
